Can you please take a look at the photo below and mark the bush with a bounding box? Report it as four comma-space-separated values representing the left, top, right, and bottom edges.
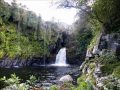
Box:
26, 75, 37, 87
112, 66, 120, 79
50, 85, 58, 90
77, 75, 94, 90
0, 74, 38, 90
92, 53, 120, 76
99, 53, 119, 75
77, 81, 93, 90
0, 73, 20, 85
96, 53, 118, 64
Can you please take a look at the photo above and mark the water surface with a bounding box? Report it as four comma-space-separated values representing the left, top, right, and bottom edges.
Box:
0, 65, 80, 88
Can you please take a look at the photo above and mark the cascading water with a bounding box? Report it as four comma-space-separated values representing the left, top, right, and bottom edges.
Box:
55, 48, 66, 65
52, 47, 69, 66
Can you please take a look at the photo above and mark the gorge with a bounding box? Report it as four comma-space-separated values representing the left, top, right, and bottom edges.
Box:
0, 0, 120, 90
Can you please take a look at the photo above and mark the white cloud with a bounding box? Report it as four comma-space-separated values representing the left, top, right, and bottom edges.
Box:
4, 0, 78, 25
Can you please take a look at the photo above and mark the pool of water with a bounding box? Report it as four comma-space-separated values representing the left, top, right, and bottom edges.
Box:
0, 65, 80, 89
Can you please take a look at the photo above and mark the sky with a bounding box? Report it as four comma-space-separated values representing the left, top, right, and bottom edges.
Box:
4, 0, 78, 25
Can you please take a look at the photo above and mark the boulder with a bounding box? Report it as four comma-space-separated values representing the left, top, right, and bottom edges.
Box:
59, 75, 73, 83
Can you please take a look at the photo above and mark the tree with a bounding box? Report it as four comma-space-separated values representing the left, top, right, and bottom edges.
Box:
93, 0, 120, 33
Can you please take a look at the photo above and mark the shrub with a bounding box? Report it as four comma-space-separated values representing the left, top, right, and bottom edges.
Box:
26, 75, 37, 87
93, 53, 120, 76
112, 66, 120, 79
0, 74, 38, 90
0, 73, 20, 85
50, 85, 58, 90
77, 81, 93, 90
96, 53, 118, 64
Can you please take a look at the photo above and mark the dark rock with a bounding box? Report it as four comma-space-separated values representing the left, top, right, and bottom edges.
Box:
0, 57, 46, 68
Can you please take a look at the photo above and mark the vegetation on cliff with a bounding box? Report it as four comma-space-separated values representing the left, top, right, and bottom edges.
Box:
0, 0, 63, 60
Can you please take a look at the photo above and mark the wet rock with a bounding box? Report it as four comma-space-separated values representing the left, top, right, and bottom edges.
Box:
59, 75, 73, 83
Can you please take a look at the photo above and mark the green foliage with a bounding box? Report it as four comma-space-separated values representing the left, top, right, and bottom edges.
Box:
50, 85, 58, 90
93, 0, 120, 32
77, 82, 92, 90
0, 73, 20, 85
101, 76, 120, 90
0, 1, 11, 22
0, 74, 38, 90
0, 0, 61, 60
77, 75, 86, 84
88, 19, 102, 50
98, 54, 118, 75
101, 64, 118, 76
76, 28, 93, 55
26, 75, 37, 87
112, 66, 120, 79
93, 53, 120, 76
58, 83, 77, 90
77, 75, 94, 90
96, 53, 118, 64
0, 16, 50, 59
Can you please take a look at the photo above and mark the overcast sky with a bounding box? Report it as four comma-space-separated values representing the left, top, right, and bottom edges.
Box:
5, 0, 78, 25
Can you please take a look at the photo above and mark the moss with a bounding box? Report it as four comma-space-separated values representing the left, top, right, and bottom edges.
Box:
77, 80, 93, 90
77, 74, 87, 84
112, 66, 120, 79
88, 19, 102, 50
0, 50, 4, 58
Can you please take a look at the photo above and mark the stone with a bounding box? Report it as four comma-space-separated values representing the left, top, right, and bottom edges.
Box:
59, 75, 73, 83
86, 50, 93, 58
97, 83, 104, 88
79, 61, 86, 71
87, 67, 91, 74
82, 64, 88, 74
92, 45, 100, 55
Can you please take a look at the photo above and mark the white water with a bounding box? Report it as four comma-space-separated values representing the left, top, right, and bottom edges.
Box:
51, 48, 69, 66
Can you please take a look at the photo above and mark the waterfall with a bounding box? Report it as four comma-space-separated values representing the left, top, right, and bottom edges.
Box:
55, 48, 66, 65
52, 47, 68, 66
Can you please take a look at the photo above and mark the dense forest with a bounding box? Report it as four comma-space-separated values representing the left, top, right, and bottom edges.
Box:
0, 0, 120, 90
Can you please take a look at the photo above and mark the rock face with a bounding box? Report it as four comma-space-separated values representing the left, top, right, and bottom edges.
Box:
59, 75, 73, 83
99, 33, 120, 55
0, 57, 47, 68
82, 33, 120, 89
86, 33, 120, 59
